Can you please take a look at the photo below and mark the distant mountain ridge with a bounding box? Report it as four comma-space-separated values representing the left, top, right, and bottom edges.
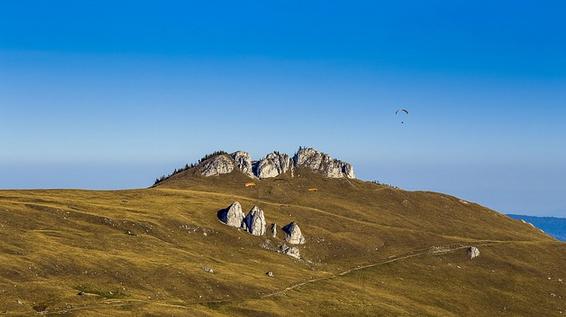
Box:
508, 214, 566, 241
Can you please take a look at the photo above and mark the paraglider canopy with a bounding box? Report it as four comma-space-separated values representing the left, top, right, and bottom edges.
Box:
395, 108, 409, 124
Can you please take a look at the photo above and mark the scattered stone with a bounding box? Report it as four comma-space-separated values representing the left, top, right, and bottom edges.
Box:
266, 271, 274, 277
203, 266, 214, 273
260, 239, 277, 251
280, 244, 301, 259
282, 222, 306, 245
271, 223, 277, 238
17, 299, 23, 305
430, 246, 451, 254
467, 246, 480, 259
244, 206, 267, 236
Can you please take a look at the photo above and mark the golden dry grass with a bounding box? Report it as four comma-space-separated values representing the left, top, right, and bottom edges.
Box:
0, 170, 564, 316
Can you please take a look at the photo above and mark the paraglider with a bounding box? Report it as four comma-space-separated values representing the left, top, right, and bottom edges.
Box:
395, 108, 409, 124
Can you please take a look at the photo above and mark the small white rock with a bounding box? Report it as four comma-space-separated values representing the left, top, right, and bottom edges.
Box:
467, 246, 480, 260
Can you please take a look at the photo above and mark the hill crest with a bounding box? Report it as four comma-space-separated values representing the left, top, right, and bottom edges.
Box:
154, 147, 355, 186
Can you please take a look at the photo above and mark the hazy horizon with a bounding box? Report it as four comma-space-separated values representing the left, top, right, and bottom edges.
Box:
1, 1, 565, 217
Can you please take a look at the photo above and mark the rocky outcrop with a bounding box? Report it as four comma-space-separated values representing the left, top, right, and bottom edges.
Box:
244, 206, 267, 236
280, 244, 301, 259
293, 147, 355, 179
468, 246, 480, 259
199, 154, 235, 177
194, 147, 355, 179
254, 152, 294, 179
219, 201, 246, 229
231, 151, 255, 178
218, 202, 306, 260
282, 222, 306, 245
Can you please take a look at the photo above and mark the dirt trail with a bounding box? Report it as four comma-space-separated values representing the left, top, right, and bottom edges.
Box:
38, 242, 502, 316
262, 243, 495, 298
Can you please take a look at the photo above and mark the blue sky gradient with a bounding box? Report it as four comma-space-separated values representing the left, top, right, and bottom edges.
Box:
1, 1, 565, 216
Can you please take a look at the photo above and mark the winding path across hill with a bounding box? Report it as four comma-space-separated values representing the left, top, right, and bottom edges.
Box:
39, 242, 502, 316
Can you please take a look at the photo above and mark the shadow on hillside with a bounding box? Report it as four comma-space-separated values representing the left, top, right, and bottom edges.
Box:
217, 208, 228, 223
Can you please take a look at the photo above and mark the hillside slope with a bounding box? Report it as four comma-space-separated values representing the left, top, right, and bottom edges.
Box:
0, 171, 564, 316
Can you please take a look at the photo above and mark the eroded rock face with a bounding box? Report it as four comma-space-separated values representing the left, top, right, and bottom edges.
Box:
196, 147, 355, 179
231, 151, 255, 178
341, 163, 356, 179
199, 155, 235, 177
244, 206, 267, 236
219, 201, 246, 228
254, 152, 294, 179
468, 246, 480, 259
293, 147, 355, 179
282, 222, 306, 245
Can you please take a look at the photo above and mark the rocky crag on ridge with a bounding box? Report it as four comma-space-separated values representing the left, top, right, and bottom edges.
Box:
154, 147, 355, 185
201, 147, 354, 179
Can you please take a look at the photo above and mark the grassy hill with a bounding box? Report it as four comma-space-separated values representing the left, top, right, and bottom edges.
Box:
0, 169, 564, 316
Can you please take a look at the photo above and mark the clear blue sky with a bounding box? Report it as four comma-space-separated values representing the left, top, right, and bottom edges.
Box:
1, 1, 565, 216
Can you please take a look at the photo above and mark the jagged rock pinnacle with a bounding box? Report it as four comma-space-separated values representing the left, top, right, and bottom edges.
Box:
195, 147, 355, 179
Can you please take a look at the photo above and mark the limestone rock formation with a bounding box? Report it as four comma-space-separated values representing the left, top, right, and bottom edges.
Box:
468, 246, 480, 259
244, 206, 267, 236
282, 222, 306, 245
254, 152, 294, 179
280, 244, 301, 259
199, 154, 235, 177
293, 147, 355, 179
219, 201, 246, 229
231, 151, 255, 178
194, 147, 355, 179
